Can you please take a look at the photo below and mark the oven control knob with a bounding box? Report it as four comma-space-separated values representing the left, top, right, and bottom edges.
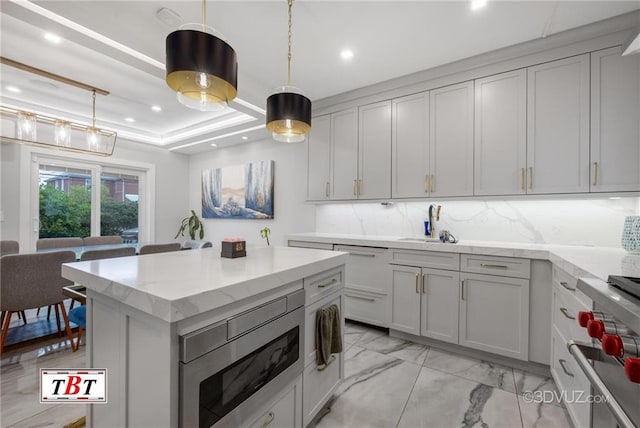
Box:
578, 311, 612, 328
601, 334, 624, 357
587, 320, 605, 339
625, 357, 640, 384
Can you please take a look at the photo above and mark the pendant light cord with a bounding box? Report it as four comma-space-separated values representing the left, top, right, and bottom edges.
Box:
202, 0, 206, 32
91, 89, 96, 128
287, 0, 293, 86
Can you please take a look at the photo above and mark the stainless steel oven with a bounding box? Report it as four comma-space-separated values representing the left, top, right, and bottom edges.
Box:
180, 289, 305, 428
573, 276, 640, 428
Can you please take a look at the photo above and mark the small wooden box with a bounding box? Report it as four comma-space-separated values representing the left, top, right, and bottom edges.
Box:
221, 241, 246, 258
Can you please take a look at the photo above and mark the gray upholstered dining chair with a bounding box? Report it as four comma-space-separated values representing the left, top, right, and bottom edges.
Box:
36, 237, 83, 250
80, 246, 136, 261
0, 250, 77, 353
139, 243, 182, 255
0, 240, 19, 256
83, 235, 123, 246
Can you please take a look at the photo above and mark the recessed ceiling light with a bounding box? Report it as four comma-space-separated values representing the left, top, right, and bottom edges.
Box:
125, 117, 135, 123
609, 197, 622, 200
241, 136, 249, 140
151, 105, 162, 112
211, 143, 217, 147
471, 0, 487, 11
156, 7, 183, 29
6, 86, 21, 93
44, 32, 62, 44
340, 49, 354, 60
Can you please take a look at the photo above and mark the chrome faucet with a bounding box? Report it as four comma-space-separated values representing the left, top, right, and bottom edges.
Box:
428, 204, 442, 237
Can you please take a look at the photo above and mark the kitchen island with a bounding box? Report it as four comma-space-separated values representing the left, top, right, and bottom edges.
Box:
62, 246, 347, 428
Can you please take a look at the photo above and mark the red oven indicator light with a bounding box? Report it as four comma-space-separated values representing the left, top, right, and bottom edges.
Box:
601, 334, 624, 357
587, 320, 605, 339
625, 358, 640, 383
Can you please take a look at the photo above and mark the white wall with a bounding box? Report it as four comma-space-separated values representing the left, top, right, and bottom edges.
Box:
315, 197, 640, 248
188, 137, 314, 247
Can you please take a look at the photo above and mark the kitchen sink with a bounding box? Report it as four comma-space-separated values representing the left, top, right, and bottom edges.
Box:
397, 237, 441, 243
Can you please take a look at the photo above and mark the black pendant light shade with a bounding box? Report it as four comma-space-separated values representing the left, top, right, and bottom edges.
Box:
266, 90, 311, 143
166, 29, 237, 110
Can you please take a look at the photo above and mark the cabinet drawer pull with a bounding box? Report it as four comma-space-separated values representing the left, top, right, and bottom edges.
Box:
593, 162, 598, 186
528, 167, 533, 190
422, 273, 426, 294
430, 175, 435, 193
317, 278, 338, 288
520, 168, 525, 191
559, 359, 574, 377
261, 411, 275, 428
480, 263, 508, 269
559, 307, 575, 320
415, 273, 419, 294
346, 294, 375, 302
349, 252, 376, 257
560, 281, 576, 292
424, 175, 429, 193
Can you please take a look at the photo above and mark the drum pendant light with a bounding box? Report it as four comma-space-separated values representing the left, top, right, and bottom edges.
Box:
165, 0, 237, 111
266, 0, 311, 143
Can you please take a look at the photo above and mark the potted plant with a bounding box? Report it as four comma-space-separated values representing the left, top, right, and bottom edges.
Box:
260, 227, 271, 246
175, 210, 205, 240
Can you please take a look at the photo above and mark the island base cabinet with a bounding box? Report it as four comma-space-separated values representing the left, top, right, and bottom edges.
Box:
248, 377, 302, 428
459, 272, 530, 361
302, 355, 341, 427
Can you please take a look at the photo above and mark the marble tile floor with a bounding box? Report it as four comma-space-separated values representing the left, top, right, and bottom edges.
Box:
317, 321, 571, 428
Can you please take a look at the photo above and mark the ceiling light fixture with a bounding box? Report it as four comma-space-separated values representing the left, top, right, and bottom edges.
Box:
44, 32, 62, 44
165, 0, 237, 111
241, 136, 249, 140
6, 85, 21, 93
125, 117, 136, 123
0, 57, 116, 156
341, 49, 354, 60
471, 0, 488, 11
265, 0, 311, 144
151, 105, 162, 112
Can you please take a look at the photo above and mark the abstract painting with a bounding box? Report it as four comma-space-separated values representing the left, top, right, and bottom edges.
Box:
201, 160, 274, 219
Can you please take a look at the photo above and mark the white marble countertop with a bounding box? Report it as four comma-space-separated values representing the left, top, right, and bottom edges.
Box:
62, 246, 347, 323
287, 232, 640, 281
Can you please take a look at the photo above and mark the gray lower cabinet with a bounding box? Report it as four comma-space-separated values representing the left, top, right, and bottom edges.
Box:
459, 272, 530, 361
390, 264, 459, 344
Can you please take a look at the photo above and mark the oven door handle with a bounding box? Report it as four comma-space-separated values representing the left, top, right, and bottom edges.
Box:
567, 340, 635, 428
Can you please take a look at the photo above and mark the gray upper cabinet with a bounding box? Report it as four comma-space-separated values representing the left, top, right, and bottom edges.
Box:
392, 92, 430, 198
358, 101, 392, 199
590, 46, 640, 192
474, 70, 527, 196
527, 54, 590, 194
430, 81, 474, 197
307, 114, 331, 200
331, 108, 359, 200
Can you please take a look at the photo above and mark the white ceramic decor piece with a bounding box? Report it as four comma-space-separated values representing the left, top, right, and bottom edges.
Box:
621, 216, 640, 254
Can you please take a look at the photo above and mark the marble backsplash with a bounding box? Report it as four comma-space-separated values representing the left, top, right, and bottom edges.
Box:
315, 197, 640, 248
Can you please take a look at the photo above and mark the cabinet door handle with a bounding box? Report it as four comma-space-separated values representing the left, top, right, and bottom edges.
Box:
528, 167, 533, 190
559, 359, 574, 377
346, 294, 375, 302
430, 175, 435, 193
593, 162, 599, 186
520, 168, 525, 191
349, 252, 376, 257
559, 307, 575, 320
261, 411, 275, 428
460, 280, 465, 300
480, 263, 508, 269
352, 179, 357, 196
424, 174, 429, 193
357, 179, 362, 197
415, 273, 419, 294
559, 281, 576, 292
325, 181, 330, 198
422, 273, 426, 294
317, 278, 338, 288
